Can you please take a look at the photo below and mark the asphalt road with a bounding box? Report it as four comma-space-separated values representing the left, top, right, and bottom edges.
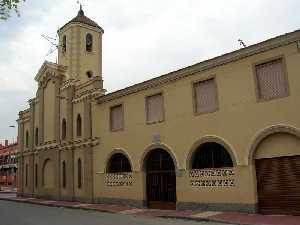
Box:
0, 200, 234, 225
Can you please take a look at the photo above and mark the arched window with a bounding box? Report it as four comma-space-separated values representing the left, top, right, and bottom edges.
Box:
76, 114, 82, 137
191, 142, 233, 169
25, 131, 29, 148
86, 33, 93, 52
35, 128, 39, 146
62, 35, 67, 52
107, 153, 132, 173
62, 161, 66, 188
62, 119, 67, 140
25, 164, 28, 187
35, 163, 38, 188
78, 158, 82, 189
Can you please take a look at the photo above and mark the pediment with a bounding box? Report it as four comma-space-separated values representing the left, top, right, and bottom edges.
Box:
35, 61, 67, 87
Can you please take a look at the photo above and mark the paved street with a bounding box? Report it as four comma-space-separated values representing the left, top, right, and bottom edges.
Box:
0, 200, 232, 225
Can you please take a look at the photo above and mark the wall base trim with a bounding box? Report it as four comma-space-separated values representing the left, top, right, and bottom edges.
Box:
177, 201, 257, 213
94, 197, 146, 209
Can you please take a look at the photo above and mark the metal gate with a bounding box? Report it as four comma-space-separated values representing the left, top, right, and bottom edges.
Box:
146, 149, 176, 209
256, 155, 300, 215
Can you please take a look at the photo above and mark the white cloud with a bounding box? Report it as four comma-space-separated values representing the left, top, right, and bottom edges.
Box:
0, 0, 300, 140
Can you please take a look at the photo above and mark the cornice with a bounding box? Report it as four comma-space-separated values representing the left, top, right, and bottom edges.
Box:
96, 29, 300, 104
34, 137, 100, 152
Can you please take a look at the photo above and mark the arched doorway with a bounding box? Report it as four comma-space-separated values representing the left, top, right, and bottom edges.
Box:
145, 149, 176, 210
253, 132, 300, 215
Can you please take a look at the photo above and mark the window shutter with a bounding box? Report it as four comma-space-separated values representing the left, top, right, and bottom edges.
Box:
194, 78, 218, 114
111, 105, 123, 131
256, 59, 288, 100
146, 94, 164, 123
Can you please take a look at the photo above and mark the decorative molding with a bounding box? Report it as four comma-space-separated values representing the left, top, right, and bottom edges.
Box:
190, 179, 235, 187
104, 173, 133, 187
33, 137, 100, 152
189, 168, 235, 187
189, 168, 235, 177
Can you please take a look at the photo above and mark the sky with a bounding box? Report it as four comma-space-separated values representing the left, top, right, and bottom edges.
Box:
0, 0, 300, 143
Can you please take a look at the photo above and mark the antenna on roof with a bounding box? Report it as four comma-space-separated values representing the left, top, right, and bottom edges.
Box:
41, 34, 60, 57
238, 39, 247, 48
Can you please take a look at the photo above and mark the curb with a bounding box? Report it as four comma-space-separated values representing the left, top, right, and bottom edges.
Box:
0, 197, 263, 225
0, 192, 17, 194
159, 215, 252, 225
0, 197, 126, 214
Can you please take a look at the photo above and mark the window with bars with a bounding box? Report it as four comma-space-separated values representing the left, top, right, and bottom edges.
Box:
192, 142, 233, 169
193, 78, 218, 114
255, 58, 288, 101
110, 104, 124, 131
146, 93, 164, 124
107, 153, 132, 173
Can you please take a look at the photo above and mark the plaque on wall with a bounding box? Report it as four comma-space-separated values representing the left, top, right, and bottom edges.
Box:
152, 134, 161, 143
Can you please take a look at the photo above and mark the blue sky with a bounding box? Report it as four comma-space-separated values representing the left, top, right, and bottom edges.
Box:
0, 0, 300, 143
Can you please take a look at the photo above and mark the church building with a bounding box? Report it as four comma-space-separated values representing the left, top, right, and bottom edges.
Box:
17, 8, 300, 215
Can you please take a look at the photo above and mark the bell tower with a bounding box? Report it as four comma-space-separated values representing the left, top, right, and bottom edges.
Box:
57, 6, 104, 83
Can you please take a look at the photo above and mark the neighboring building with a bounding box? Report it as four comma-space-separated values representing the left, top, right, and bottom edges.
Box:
17, 7, 300, 216
0, 140, 18, 187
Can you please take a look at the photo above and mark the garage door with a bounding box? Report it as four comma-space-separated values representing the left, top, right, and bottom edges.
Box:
256, 155, 300, 215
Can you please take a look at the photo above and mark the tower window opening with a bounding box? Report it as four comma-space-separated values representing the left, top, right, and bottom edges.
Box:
86, 33, 93, 52
86, 71, 93, 79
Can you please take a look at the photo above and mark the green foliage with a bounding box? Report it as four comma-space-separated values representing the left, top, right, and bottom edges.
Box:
0, 0, 25, 20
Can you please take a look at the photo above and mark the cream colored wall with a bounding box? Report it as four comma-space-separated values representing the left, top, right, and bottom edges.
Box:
38, 150, 59, 197
23, 121, 30, 150
43, 159, 54, 188
95, 172, 145, 201
34, 102, 39, 134
58, 27, 73, 78
178, 166, 257, 204
78, 28, 102, 82
92, 42, 300, 203
58, 25, 102, 83
44, 80, 55, 142
255, 133, 300, 159
60, 88, 68, 140
73, 149, 85, 197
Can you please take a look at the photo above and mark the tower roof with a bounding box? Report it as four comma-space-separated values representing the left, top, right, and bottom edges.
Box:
59, 6, 103, 33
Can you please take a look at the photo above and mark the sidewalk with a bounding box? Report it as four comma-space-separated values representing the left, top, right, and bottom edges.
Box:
0, 193, 299, 225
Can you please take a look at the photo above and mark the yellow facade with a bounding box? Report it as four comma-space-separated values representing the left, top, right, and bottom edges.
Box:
17, 8, 300, 214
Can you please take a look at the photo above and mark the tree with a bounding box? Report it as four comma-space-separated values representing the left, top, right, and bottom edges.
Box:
0, 0, 25, 20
